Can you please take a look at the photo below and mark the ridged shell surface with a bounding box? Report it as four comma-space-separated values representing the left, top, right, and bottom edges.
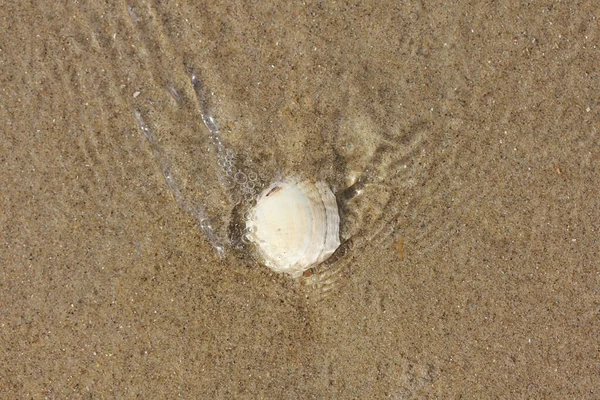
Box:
246, 180, 341, 277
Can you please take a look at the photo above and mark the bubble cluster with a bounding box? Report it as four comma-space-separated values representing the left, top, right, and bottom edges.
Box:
217, 146, 237, 177
215, 145, 262, 206
240, 170, 261, 201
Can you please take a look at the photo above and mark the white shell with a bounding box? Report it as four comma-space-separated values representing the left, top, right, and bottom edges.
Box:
246, 179, 341, 277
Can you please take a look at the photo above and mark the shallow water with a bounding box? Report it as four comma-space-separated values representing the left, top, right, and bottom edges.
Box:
2, 1, 599, 398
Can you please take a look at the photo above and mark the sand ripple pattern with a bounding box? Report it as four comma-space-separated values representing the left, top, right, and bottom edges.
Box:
112, 2, 464, 297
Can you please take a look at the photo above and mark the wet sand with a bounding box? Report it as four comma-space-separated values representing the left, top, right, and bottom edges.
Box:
1, 1, 599, 398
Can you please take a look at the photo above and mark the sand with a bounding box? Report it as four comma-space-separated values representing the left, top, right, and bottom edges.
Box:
1, 1, 598, 398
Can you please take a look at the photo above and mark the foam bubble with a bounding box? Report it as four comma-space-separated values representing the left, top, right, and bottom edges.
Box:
243, 192, 255, 202
234, 171, 248, 184
219, 175, 235, 189
241, 233, 252, 244
228, 191, 242, 205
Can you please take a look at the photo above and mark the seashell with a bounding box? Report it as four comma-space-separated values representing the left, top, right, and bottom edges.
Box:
245, 179, 341, 278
